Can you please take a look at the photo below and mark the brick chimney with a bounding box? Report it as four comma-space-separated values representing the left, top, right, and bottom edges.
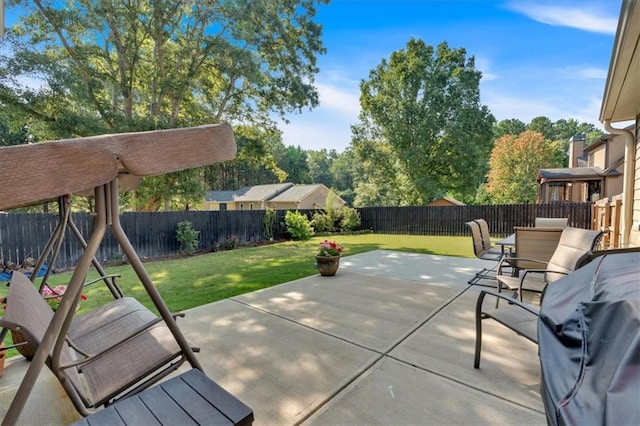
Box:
568, 134, 586, 168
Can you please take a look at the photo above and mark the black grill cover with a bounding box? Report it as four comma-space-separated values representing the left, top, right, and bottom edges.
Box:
538, 251, 640, 426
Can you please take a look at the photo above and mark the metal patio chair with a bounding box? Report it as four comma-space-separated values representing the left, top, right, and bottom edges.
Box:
474, 219, 503, 254
466, 220, 505, 286
495, 226, 603, 302
474, 248, 640, 383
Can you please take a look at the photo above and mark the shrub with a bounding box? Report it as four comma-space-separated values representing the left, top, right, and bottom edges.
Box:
339, 207, 361, 231
263, 208, 276, 241
311, 211, 334, 233
284, 210, 313, 240
176, 220, 200, 255
221, 235, 239, 250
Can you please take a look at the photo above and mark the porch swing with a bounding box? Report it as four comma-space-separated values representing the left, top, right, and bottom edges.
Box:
0, 125, 253, 425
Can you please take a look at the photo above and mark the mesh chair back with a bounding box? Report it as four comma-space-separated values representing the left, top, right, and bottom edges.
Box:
475, 219, 493, 251
466, 221, 486, 258
2, 272, 84, 393
1, 272, 185, 414
514, 227, 563, 269
545, 227, 603, 283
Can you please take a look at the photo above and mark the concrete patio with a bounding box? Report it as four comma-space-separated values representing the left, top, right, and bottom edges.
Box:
1, 250, 546, 425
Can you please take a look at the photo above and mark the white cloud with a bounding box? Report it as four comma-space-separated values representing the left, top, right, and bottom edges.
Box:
475, 56, 499, 82
555, 66, 608, 80
315, 81, 361, 118
481, 84, 606, 128
279, 77, 361, 152
482, 91, 559, 123
280, 116, 353, 152
506, 1, 618, 35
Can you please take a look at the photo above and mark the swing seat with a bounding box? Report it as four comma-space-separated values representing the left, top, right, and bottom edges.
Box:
0, 272, 188, 416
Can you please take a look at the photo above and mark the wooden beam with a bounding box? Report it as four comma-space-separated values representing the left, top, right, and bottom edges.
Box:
0, 124, 236, 210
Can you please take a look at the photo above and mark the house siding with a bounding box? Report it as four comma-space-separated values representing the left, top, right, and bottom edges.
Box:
605, 174, 624, 199
268, 201, 298, 210
299, 187, 331, 209
591, 148, 606, 169
631, 116, 640, 247
204, 201, 238, 211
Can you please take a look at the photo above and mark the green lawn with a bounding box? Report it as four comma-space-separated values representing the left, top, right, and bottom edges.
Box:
1, 234, 473, 357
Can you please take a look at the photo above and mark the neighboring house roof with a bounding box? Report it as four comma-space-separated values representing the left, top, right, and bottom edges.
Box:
269, 184, 328, 203
537, 167, 621, 181
204, 190, 235, 202
604, 155, 625, 174
205, 183, 294, 203
584, 134, 613, 152
585, 125, 634, 152
232, 183, 294, 202
426, 196, 465, 206
206, 183, 345, 207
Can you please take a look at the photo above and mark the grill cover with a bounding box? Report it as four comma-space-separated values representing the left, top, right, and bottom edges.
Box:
538, 251, 640, 426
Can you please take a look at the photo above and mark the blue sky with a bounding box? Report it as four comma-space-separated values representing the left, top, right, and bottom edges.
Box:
279, 0, 622, 152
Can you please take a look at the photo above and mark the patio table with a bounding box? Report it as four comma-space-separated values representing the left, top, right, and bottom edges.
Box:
496, 233, 515, 254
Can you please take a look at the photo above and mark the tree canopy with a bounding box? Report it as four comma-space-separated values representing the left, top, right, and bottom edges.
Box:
2, 0, 328, 134
486, 130, 564, 204
355, 39, 495, 204
1, 0, 328, 210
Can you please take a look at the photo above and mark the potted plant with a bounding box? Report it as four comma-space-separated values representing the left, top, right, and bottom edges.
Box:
41, 284, 88, 311
315, 240, 344, 276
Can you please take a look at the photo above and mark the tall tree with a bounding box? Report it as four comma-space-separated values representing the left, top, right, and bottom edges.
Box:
486, 130, 563, 204
357, 39, 495, 202
494, 118, 526, 139
1, 0, 328, 209
330, 147, 358, 205
350, 118, 420, 206
307, 149, 335, 187
276, 145, 310, 184
528, 116, 555, 140
204, 126, 287, 191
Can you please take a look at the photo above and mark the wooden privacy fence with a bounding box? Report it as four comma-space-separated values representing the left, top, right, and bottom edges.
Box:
0, 210, 270, 270
591, 196, 622, 248
0, 203, 592, 270
358, 203, 593, 237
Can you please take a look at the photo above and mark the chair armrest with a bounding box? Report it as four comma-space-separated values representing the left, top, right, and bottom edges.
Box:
505, 257, 549, 267
520, 268, 568, 277
476, 289, 540, 316
83, 274, 121, 287
517, 269, 569, 298
498, 256, 548, 273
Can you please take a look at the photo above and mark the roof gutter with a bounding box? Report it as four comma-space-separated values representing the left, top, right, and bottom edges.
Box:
603, 120, 635, 247
599, 0, 634, 122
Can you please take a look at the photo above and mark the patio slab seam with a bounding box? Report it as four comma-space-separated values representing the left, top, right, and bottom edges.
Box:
228, 297, 384, 354
230, 280, 471, 356
385, 353, 545, 415
379, 285, 472, 355
224, 299, 387, 426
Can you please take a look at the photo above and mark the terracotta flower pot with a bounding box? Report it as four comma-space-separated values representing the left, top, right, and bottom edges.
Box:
10, 330, 36, 361
315, 255, 340, 276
